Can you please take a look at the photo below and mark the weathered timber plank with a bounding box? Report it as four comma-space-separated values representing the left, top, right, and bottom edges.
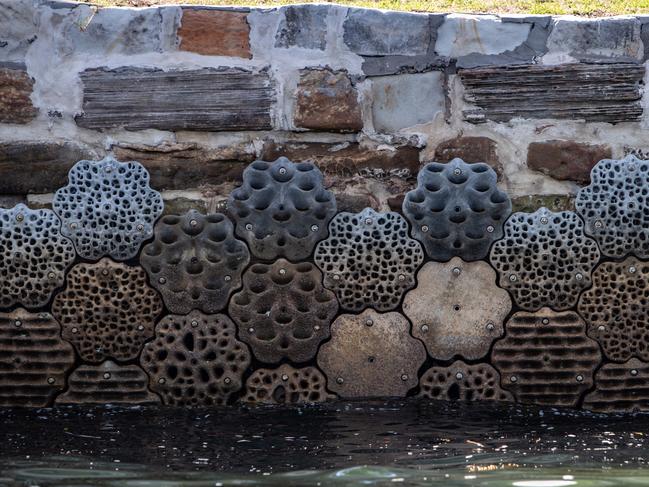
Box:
76, 67, 274, 131
459, 63, 644, 124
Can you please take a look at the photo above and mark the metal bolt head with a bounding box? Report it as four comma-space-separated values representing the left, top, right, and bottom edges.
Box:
542, 318, 549, 325
158, 378, 166, 384
191, 320, 199, 328
159, 277, 166, 284
245, 223, 253, 231
365, 319, 373, 327
102, 268, 109, 276
311, 224, 318, 232
15, 213, 23, 222
510, 375, 518, 383
336, 377, 344, 384
103, 372, 111, 380
509, 274, 517, 282
279, 167, 287, 175
278, 269, 286, 276
224, 377, 232, 385
105, 165, 112, 173
597, 325, 606, 332
47, 377, 55, 384
421, 225, 429, 233
137, 325, 144, 331
452, 267, 462, 277
576, 375, 584, 383
486, 225, 495, 233
575, 273, 583, 281
453, 168, 462, 176
71, 327, 79, 334
631, 369, 639, 376
332, 274, 341, 281
281, 374, 289, 382
540, 217, 548, 224
189, 219, 198, 227
421, 324, 429, 333
401, 374, 408, 381
486, 322, 495, 332
47, 271, 56, 280
70, 222, 78, 230
594, 220, 603, 229
365, 218, 373, 225
136, 224, 144, 232
314, 325, 321, 331
14, 320, 22, 328
629, 163, 637, 171
629, 266, 637, 274
455, 372, 464, 380
397, 274, 406, 282
224, 275, 232, 282
248, 326, 254, 333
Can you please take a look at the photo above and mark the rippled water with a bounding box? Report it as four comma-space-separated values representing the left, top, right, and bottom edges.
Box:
1, 399, 649, 486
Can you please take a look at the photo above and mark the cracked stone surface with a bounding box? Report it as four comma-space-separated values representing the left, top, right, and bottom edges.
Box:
317, 309, 426, 398
314, 208, 424, 312
53, 156, 163, 261
489, 208, 600, 311
403, 258, 511, 361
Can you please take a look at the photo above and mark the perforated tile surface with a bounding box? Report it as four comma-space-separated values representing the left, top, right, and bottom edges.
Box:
243, 364, 335, 405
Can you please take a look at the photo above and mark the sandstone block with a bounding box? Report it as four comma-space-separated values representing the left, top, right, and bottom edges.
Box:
0, 65, 37, 124
294, 69, 362, 132
527, 140, 611, 184
178, 8, 251, 58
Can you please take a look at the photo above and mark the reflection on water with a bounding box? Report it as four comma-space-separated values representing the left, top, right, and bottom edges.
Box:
1, 399, 649, 486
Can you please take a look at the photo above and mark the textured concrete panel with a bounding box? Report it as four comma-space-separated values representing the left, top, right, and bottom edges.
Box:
244, 365, 334, 404
403, 258, 511, 361
583, 359, 649, 413
317, 310, 426, 398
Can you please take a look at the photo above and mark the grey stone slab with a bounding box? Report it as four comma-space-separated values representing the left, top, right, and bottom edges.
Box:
76, 67, 274, 131
0, 0, 38, 62
343, 8, 434, 56
275, 5, 329, 50
371, 71, 445, 132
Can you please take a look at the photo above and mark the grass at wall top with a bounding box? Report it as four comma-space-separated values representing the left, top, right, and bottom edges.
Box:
80, 0, 649, 16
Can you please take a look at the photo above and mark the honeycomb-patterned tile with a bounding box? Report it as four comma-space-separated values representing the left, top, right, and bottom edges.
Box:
578, 258, 649, 362
418, 361, 513, 403
489, 208, 600, 311
314, 208, 424, 312
140, 210, 250, 314
227, 158, 337, 260
583, 359, 649, 413
229, 259, 338, 364
403, 158, 511, 261
56, 361, 160, 405
52, 259, 163, 363
403, 258, 511, 361
492, 308, 602, 407
317, 309, 426, 398
53, 156, 163, 261
140, 311, 251, 407
576, 155, 649, 259
0, 204, 76, 309
0, 309, 74, 407
243, 364, 335, 405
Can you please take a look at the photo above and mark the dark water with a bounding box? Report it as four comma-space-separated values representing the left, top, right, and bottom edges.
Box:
1, 399, 649, 486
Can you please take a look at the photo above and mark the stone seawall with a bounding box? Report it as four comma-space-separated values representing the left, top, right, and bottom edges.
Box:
2, 1, 649, 212
2, 1, 649, 412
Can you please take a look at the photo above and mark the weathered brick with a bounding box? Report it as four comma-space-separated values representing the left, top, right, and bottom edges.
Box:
0, 141, 99, 194
261, 141, 420, 177
294, 69, 362, 132
0, 65, 37, 124
113, 142, 255, 191
527, 140, 612, 184
434, 136, 502, 180
178, 9, 251, 58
